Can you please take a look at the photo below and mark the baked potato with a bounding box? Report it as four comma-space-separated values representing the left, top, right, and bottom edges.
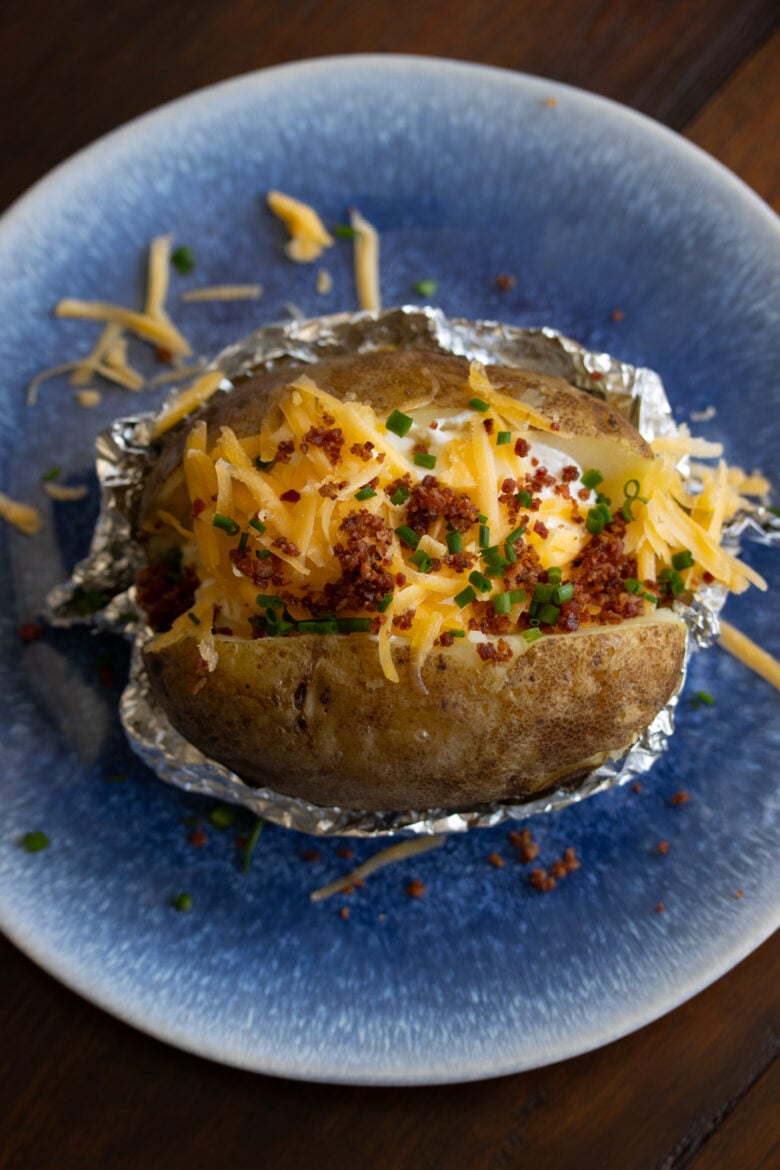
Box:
135, 349, 760, 812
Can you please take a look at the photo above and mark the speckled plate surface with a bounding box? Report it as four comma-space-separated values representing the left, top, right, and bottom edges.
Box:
0, 56, 778, 1085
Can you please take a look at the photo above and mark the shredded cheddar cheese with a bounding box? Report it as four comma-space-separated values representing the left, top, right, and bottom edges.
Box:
350, 208, 381, 311
719, 620, 780, 692
0, 492, 42, 535
267, 190, 334, 263
181, 285, 263, 303
144, 362, 767, 684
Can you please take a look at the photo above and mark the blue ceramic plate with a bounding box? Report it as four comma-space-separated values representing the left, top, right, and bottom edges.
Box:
0, 57, 778, 1085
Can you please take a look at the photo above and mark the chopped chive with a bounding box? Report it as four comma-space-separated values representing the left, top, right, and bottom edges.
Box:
254, 457, 275, 471
249, 517, 267, 533
187, 611, 201, 626
238, 531, 249, 553
447, 629, 466, 638
547, 567, 562, 585
506, 526, 526, 544
672, 549, 695, 571
479, 523, 491, 548
478, 512, 488, 523
770, 506, 780, 517
334, 223, 356, 239
553, 582, 574, 603
624, 578, 641, 593
106, 772, 128, 783
482, 552, 510, 571
386, 409, 414, 438
117, 611, 138, 624
414, 279, 438, 298
390, 485, 410, 506
595, 492, 612, 508
446, 530, 463, 554
255, 549, 271, 559
509, 589, 526, 604
409, 549, 434, 573
256, 594, 284, 609
660, 568, 685, 596
171, 245, 195, 275
493, 593, 511, 615
336, 617, 373, 633
208, 805, 236, 830
504, 541, 517, 563
21, 830, 50, 853
580, 469, 604, 490
469, 570, 492, 593
516, 490, 533, 508
355, 486, 377, 501
586, 508, 606, 535
455, 586, 477, 608
496, 431, 512, 446
213, 513, 240, 536
469, 397, 490, 413
377, 593, 393, 613
172, 892, 193, 912
395, 525, 420, 549
298, 619, 339, 634
537, 602, 560, 625
692, 690, 715, 707
522, 628, 543, 644
622, 499, 635, 522
41, 466, 61, 482
533, 583, 555, 604
414, 451, 437, 470
243, 817, 265, 874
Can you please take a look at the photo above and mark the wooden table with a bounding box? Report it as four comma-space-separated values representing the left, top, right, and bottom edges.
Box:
1, 3, 778, 1167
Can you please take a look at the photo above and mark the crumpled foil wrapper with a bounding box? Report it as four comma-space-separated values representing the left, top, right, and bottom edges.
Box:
47, 307, 779, 837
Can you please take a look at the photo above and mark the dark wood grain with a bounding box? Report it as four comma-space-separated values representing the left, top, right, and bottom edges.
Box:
1, 1, 779, 1167
1, 0, 777, 212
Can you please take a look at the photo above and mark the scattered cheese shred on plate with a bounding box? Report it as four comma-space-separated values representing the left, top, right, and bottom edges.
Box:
55, 298, 192, 357
350, 207, 381, 311
0, 492, 42, 535
267, 190, 334, 263
719, 620, 780, 691
310, 835, 447, 901
75, 389, 102, 409
180, 285, 263, 303
42, 482, 89, 502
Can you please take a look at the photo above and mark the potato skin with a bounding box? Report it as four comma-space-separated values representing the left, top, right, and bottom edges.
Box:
143, 618, 686, 811
141, 349, 681, 812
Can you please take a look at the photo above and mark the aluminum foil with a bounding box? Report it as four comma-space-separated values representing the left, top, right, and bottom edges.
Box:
47, 307, 779, 837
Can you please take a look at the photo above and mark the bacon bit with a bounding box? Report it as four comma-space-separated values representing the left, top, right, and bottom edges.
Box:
429, 421, 439, 430
611, 308, 624, 322
655, 902, 665, 913
350, 440, 375, 461
303, 848, 321, 862
514, 437, 530, 457
562, 465, 579, 483
529, 868, 555, 892
591, 371, 603, 382
438, 630, 455, 647
564, 846, 581, 872
395, 572, 407, 587
533, 519, 549, 539
443, 551, 477, 573
632, 781, 643, 794
337, 845, 354, 859
671, 791, 690, 806
542, 96, 557, 107
272, 535, 300, 557
496, 273, 517, 291
136, 561, 199, 632
550, 859, 568, 879
280, 489, 301, 504
322, 411, 335, 426
275, 439, 295, 463
156, 346, 173, 364
488, 852, 505, 868
393, 608, 416, 631
341, 885, 355, 896
577, 487, 591, 501
550, 421, 561, 431
303, 425, 344, 466
339, 906, 351, 920
736, 889, 744, 899
191, 497, 205, 518
17, 622, 43, 643
476, 638, 513, 664
229, 547, 277, 587
189, 827, 208, 847
657, 840, 670, 855
702, 571, 715, 584
406, 475, 480, 536
235, 835, 249, 849
406, 878, 427, 899
483, 418, 495, 435
318, 480, 347, 498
